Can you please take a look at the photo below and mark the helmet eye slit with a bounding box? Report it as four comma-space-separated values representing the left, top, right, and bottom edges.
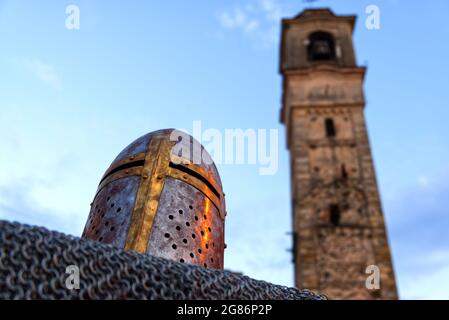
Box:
168, 162, 220, 199
100, 159, 145, 184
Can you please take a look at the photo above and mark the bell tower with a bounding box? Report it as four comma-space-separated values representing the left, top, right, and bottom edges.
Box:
280, 9, 398, 299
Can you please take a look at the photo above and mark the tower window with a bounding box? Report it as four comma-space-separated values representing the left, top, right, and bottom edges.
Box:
325, 118, 336, 137
341, 164, 348, 179
307, 31, 336, 61
329, 204, 341, 226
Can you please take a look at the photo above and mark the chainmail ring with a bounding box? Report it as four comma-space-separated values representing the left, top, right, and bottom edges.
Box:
0, 220, 326, 300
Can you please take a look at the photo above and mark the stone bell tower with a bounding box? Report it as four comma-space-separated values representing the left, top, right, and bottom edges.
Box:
280, 9, 398, 299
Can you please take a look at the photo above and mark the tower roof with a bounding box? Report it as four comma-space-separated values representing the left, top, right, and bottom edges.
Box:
284, 8, 356, 33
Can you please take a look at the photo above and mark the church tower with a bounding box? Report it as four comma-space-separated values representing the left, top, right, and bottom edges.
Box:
280, 9, 398, 299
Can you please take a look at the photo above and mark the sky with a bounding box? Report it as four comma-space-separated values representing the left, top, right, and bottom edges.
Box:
0, 0, 449, 299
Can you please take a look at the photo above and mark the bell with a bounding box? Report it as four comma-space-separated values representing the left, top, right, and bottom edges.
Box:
313, 40, 332, 55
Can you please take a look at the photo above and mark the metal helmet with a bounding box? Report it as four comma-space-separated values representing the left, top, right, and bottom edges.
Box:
82, 129, 226, 269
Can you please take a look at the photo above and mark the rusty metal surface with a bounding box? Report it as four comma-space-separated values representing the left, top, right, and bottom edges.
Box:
112, 132, 152, 163
168, 164, 224, 219
112, 129, 172, 164
147, 177, 224, 269
82, 129, 226, 270
0, 220, 326, 300
83, 176, 140, 248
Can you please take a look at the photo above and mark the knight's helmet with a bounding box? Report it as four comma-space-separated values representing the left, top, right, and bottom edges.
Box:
82, 129, 226, 269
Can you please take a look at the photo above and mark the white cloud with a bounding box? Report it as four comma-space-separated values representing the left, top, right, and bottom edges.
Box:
218, 8, 260, 34
217, 0, 283, 46
0, 179, 85, 236
23, 58, 62, 90
385, 166, 449, 299
417, 175, 430, 187
399, 249, 449, 299
260, 0, 282, 21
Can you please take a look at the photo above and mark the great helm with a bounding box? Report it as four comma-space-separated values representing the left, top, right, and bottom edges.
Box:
82, 129, 226, 269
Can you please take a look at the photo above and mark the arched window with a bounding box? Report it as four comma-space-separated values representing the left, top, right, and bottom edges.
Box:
329, 204, 341, 226
307, 31, 336, 61
325, 118, 336, 137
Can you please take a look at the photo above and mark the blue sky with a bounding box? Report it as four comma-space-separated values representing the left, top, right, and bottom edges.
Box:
0, 0, 448, 299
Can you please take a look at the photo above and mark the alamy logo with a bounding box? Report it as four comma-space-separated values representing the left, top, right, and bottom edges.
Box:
365, 265, 380, 290
365, 5, 380, 30
169, 121, 279, 175
65, 5, 80, 30
65, 265, 80, 290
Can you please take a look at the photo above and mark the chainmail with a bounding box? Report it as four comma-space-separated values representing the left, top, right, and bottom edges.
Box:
0, 220, 326, 300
